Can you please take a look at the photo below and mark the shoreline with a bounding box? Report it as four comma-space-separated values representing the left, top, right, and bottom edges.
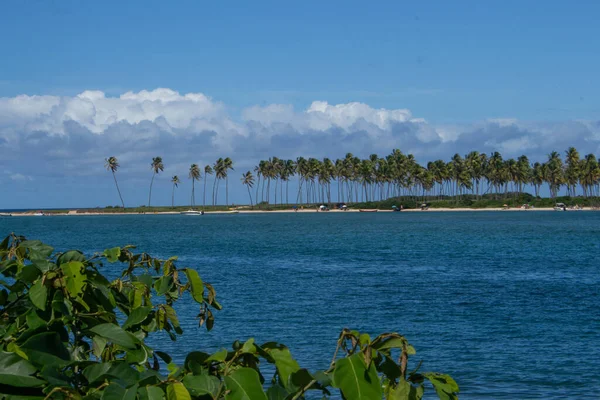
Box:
2, 207, 597, 217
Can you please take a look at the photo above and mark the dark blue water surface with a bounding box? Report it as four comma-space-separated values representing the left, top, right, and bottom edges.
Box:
1, 212, 599, 399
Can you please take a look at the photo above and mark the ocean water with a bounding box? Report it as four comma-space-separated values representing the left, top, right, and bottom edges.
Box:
1, 212, 598, 399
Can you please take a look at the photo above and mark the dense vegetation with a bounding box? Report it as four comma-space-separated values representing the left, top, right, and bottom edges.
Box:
106, 147, 600, 209
0, 234, 458, 399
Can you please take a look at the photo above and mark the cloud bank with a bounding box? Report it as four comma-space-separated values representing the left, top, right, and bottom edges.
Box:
1, 88, 600, 207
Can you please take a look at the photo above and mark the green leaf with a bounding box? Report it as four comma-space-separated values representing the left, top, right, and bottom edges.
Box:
83, 362, 112, 384
17, 264, 41, 283
60, 261, 86, 297
0, 352, 46, 387
28, 280, 47, 311
123, 306, 152, 329
92, 335, 108, 358
57, 250, 86, 265
224, 367, 267, 400
155, 276, 174, 295
19, 332, 71, 368
389, 381, 424, 400
269, 347, 300, 391
102, 383, 126, 400
206, 349, 228, 363
19, 240, 54, 259
182, 374, 220, 397
138, 385, 166, 400
166, 382, 191, 400
103, 247, 121, 263
266, 385, 288, 400
90, 323, 140, 349
333, 354, 382, 400
184, 269, 204, 304
423, 373, 459, 400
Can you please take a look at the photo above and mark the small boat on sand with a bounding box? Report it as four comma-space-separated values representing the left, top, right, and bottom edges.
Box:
359, 209, 378, 212
180, 210, 203, 215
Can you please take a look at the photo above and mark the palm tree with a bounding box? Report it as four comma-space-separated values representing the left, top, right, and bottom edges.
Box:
189, 164, 201, 208
223, 157, 234, 206
241, 171, 255, 208
203, 165, 213, 209
171, 175, 180, 208
104, 156, 125, 209
212, 158, 224, 205
148, 157, 164, 207
545, 151, 564, 198
564, 147, 580, 196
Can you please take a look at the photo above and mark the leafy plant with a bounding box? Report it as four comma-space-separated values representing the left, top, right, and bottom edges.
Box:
0, 233, 458, 399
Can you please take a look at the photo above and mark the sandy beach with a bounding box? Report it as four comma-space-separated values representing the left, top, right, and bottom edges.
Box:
3, 207, 596, 217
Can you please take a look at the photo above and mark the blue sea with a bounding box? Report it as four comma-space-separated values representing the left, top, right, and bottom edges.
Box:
1, 212, 598, 399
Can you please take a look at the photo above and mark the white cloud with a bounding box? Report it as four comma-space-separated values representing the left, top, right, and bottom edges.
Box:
9, 173, 33, 181
2, 88, 600, 207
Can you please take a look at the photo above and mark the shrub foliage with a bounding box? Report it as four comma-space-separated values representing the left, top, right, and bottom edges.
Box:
0, 233, 458, 399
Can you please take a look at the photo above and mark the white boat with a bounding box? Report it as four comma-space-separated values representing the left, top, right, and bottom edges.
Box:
180, 210, 203, 215
553, 203, 568, 211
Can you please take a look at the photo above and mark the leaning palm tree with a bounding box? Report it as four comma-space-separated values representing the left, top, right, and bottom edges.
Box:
104, 156, 125, 209
189, 164, 201, 208
171, 175, 180, 208
148, 157, 165, 207
203, 165, 213, 209
241, 171, 255, 209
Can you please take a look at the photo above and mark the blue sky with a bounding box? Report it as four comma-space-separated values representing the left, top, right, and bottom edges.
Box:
1, 1, 600, 208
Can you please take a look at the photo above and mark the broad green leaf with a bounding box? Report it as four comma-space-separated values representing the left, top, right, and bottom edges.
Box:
17, 264, 41, 283
83, 362, 112, 384
102, 383, 126, 400
60, 261, 86, 297
206, 349, 228, 363
371, 336, 406, 351
166, 382, 191, 400
333, 354, 382, 400
184, 269, 204, 304
28, 279, 47, 311
123, 306, 152, 329
184, 351, 209, 375
0, 352, 46, 387
224, 367, 267, 400
266, 385, 288, 400
90, 323, 140, 349
269, 347, 300, 391
155, 276, 174, 295
389, 381, 424, 400
241, 338, 256, 354
423, 373, 459, 400
19, 240, 54, 259
57, 250, 86, 265
92, 335, 108, 358
182, 374, 220, 397
19, 332, 71, 368
138, 385, 166, 400
164, 305, 182, 333
103, 247, 121, 263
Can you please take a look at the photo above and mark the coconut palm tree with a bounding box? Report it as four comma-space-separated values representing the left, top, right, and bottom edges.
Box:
564, 147, 580, 196
148, 157, 164, 207
171, 175, 180, 208
241, 171, 255, 208
189, 164, 201, 208
104, 156, 125, 209
203, 165, 213, 209
223, 157, 234, 206
213, 158, 224, 205
546, 151, 564, 198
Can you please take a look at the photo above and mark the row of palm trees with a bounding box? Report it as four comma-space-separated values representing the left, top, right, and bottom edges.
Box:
245, 147, 600, 206
104, 156, 234, 209
106, 147, 600, 208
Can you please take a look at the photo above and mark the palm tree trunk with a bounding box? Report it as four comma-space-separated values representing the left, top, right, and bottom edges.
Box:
148, 172, 155, 207
203, 178, 207, 209
172, 184, 175, 208
213, 174, 217, 206
112, 171, 125, 208
247, 186, 253, 209
226, 176, 229, 206
192, 180, 196, 207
